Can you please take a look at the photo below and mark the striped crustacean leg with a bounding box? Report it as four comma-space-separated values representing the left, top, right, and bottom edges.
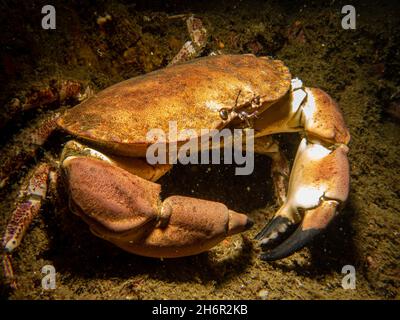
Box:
2, 253, 16, 289
2, 162, 52, 288
168, 15, 207, 65
3, 162, 51, 251
0, 78, 93, 189
0, 112, 61, 189
1, 79, 91, 130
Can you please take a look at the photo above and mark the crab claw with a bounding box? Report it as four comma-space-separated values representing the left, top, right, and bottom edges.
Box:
62, 156, 253, 258
256, 138, 350, 260
257, 200, 339, 260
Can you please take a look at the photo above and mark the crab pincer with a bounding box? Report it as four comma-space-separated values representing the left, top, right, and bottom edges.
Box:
255, 88, 351, 260
62, 156, 253, 258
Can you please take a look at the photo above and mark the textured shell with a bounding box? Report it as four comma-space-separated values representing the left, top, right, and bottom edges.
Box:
58, 54, 291, 156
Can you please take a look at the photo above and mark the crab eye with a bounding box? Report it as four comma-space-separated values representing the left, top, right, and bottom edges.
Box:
219, 108, 229, 120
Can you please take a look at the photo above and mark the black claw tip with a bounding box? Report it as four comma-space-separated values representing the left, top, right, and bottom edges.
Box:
260, 226, 321, 261
255, 216, 296, 250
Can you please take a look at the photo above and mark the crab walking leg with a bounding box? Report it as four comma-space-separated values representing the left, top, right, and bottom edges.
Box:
254, 83, 351, 260
1, 79, 93, 131
0, 112, 60, 189
169, 15, 207, 66
2, 80, 84, 129
3, 163, 51, 252
62, 156, 253, 258
254, 136, 290, 205
2, 163, 51, 288
2, 253, 16, 289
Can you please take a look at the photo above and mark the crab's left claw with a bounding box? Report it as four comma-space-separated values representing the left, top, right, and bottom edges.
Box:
256, 87, 351, 260
62, 156, 253, 258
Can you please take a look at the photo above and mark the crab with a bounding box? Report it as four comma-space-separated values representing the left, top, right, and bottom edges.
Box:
1, 54, 350, 288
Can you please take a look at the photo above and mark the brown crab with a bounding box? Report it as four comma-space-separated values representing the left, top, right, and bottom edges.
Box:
2, 54, 350, 287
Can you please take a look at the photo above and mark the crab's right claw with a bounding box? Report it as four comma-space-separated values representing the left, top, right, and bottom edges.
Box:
256, 140, 350, 261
